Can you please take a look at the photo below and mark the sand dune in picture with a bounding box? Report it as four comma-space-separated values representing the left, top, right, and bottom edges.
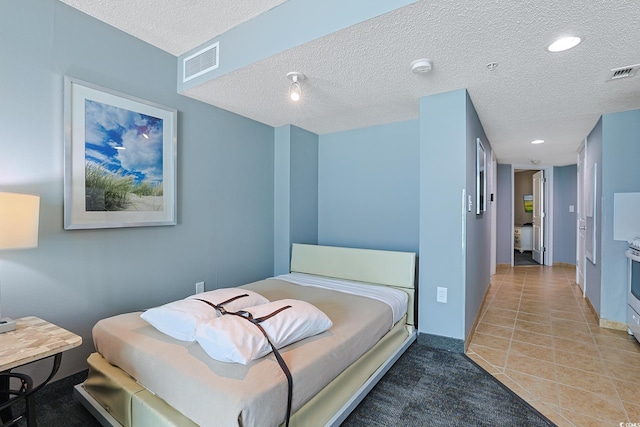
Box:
124, 195, 163, 211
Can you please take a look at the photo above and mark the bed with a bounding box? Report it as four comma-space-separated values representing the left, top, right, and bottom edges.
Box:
74, 243, 417, 427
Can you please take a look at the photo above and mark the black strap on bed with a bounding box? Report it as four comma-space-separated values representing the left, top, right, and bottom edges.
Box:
194, 293, 249, 315
196, 300, 294, 427
227, 306, 294, 427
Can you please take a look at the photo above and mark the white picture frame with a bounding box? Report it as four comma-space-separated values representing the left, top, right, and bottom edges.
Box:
63, 77, 177, 229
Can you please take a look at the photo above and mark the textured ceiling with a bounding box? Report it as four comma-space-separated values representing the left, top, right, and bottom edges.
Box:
59, 0, 640, 166
59, 0, 288, 56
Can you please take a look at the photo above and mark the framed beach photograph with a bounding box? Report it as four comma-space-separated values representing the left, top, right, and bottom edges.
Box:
64, 77, 177, 229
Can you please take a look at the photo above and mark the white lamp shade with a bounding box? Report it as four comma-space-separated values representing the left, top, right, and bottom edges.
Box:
0, 192, 40, 250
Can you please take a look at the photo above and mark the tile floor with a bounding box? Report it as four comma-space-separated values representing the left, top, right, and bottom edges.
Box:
467, 264, 640, 426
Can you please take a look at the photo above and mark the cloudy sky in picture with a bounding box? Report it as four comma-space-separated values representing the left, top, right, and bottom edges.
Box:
84, 99, 163, 185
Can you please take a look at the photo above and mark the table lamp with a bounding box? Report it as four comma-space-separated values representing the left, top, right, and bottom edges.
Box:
0, 192, 39, 333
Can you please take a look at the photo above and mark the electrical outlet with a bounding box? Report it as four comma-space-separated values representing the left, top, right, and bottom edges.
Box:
196, 281, 205, 294
437, 287, 447, 303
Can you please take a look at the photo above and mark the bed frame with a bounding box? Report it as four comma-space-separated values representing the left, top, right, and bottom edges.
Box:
74, 243, 417, 427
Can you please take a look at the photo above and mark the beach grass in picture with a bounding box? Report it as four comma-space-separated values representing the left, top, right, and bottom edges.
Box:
84, 99, 164, 212
64, 77, 177, 229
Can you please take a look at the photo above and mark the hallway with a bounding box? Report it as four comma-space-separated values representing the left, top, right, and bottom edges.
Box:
467, 264, 640, 426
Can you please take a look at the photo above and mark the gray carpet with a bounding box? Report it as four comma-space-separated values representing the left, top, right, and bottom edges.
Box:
8, 370, 99, 427
515, 250, 540, 266
343, 342, 554, 426
8, 342, 554, 427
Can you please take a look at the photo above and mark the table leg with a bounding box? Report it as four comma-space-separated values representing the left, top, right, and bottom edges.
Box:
0, 353, 62, 427
25, 392, 36, 427
22, 354, 61, 427
0, 373, 11, 424
0, 371, 30, 426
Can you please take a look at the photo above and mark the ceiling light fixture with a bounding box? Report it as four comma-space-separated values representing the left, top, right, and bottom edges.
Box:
548, 36, 581, 52
531, 139, 545, 144
286, 72, 305, 102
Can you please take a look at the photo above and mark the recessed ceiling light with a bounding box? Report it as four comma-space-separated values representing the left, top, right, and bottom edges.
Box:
548, 36, 581, 52
531, 139, 545, 144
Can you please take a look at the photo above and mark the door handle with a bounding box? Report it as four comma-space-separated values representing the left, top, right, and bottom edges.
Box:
579, 226, 586, 230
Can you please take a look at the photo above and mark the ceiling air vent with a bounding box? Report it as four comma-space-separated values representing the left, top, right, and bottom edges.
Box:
606, 64, 640, 81
183, 42, 219, 83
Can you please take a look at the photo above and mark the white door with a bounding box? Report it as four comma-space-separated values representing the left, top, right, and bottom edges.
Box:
576, 144, 586, 294
532, 170, 544, 264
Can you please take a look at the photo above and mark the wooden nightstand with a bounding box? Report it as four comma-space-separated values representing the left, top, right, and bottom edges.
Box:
0, 317, 82, 426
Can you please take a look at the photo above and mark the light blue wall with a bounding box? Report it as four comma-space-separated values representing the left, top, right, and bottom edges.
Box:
274, 126, 292, 274
318, 92, 492, 350
1, 0, 275, 378
290, 126, 319, 247
464, 93, 492, 338
274, 125, 318, 275
418, 89, 493, 346
419, 89, 468, 345
318, 121, 419, 253
585, 118, 603, 313
600, 109, 640, 323
553, 165, 577, 264
584, 110, 640, 324
496, 164, 513, 264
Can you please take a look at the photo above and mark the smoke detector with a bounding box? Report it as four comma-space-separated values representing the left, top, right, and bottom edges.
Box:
411, 59, 433, 74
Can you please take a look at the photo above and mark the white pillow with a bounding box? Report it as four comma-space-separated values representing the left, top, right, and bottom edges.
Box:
140, 288, 269, 341
195, 299, 333, 364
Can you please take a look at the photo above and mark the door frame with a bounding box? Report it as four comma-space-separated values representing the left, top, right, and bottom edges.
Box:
532, 170, 545, 264
576, 141, 587, 296
510, 165, 554, 267
490, 151, 498, 275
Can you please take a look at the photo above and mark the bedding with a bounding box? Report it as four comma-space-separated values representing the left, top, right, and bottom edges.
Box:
195, 298, 333, 364
275, 273, 408, 327
91, 278, 400, 427
78, 244, 417, 427
140, 288, 269, 341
